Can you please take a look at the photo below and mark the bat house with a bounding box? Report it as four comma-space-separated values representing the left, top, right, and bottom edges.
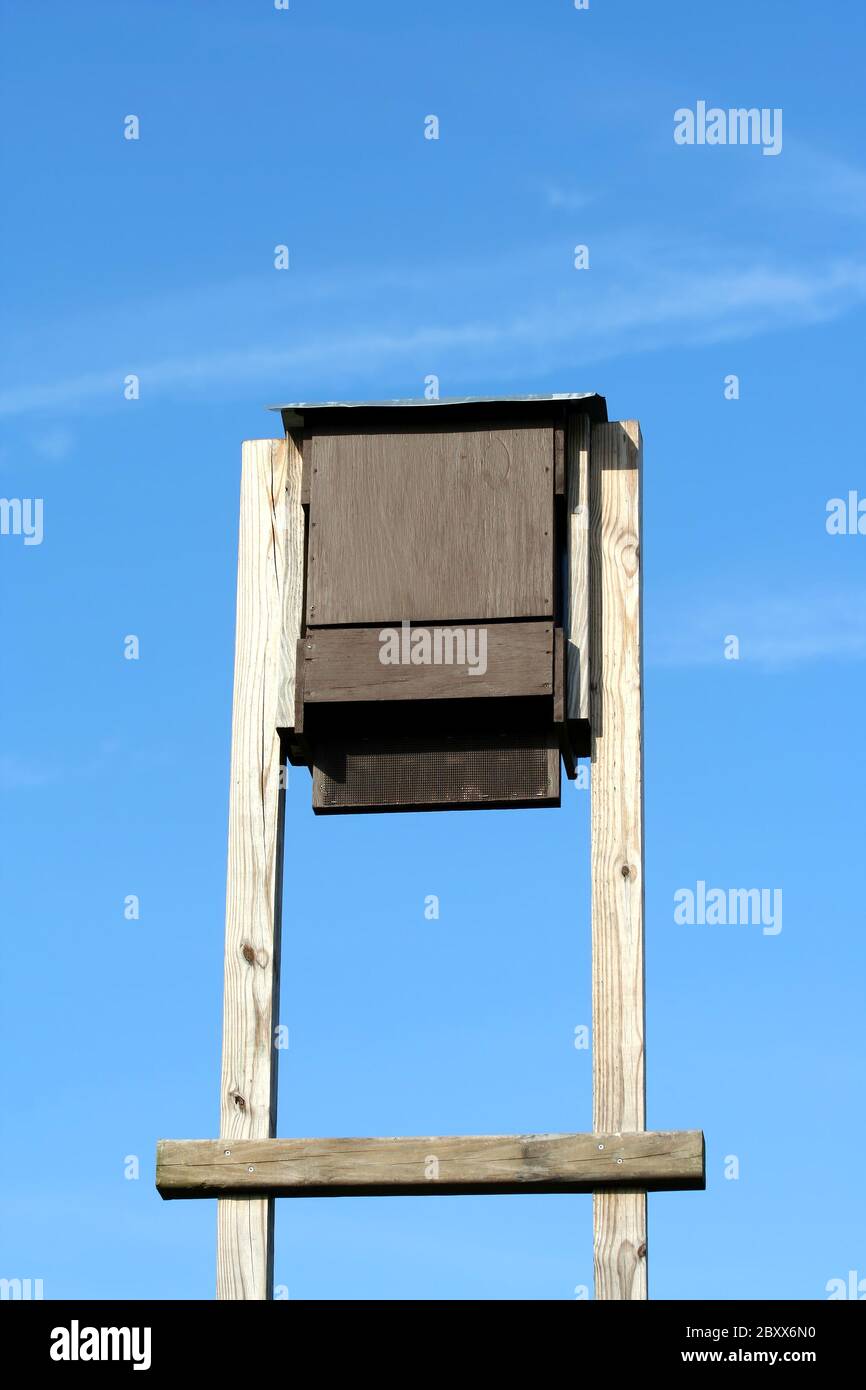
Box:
159, 405, 705, 1303
279, 394, 607, 813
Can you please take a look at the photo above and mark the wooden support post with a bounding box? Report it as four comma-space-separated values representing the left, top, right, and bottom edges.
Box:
589, 421, 647, 1300
216, 437, 303, 1300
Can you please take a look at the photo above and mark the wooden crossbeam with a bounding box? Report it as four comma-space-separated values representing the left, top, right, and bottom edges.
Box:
157, 1131, 704, 1200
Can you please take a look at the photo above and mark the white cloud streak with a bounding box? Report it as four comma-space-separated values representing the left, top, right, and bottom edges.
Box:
649, 586, 866, 670
1, 238, 866, 418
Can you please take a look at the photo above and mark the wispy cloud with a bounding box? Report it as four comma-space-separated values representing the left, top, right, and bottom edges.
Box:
758, 144, 866, 222
30, 428, 75, 462
650, 585, 866, 670
0, 754, 59, 790
543, 183, 596, 212
0, 738, 132, 791
1, 239, 866, 417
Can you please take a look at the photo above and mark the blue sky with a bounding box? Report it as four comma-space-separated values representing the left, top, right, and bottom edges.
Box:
1, 0, 865, 1300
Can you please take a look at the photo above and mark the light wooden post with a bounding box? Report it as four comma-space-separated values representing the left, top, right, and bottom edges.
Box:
589, 421, 647, 1300
216, 438, 303, 1299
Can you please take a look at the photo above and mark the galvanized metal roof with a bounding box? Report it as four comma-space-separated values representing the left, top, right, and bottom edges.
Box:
269, 392, 607, 430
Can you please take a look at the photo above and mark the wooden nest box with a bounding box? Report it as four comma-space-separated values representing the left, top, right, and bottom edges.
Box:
277, 393, 607, 813
158, 402, 703, 1304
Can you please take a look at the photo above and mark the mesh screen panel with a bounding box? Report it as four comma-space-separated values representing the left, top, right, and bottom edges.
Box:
312, 734, 559, 813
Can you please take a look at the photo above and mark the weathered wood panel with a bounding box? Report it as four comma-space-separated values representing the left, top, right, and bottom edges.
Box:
589, 420, 647, 1300
299, 621, 553, 703
216, 440, 293, 1300
306, 426, 555, 625
553, 625, 564, 726
567, 413, 591, 724
158, 1131, 704, 1198
276, 435, 305, 730
553, 625, 577, 778
554, 425, 566, 496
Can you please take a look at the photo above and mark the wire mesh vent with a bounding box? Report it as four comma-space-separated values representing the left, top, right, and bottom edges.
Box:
312, 734, 560, 813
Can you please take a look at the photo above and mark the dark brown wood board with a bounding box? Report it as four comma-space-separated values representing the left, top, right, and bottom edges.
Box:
299, 621, 553, 704
305, 425, 555, 625
311, 731, 560, 814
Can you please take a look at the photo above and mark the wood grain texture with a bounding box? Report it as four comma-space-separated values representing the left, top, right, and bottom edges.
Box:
157, 1131, 704, 1198
589, 420, 647, 1300
554, 425, 566, 496
553, 625, 564, 727
216, 440, 293, 1301
553, 626, 577, 779
594, 1190, 647, 1300
276, 435, 305, 730
306, 426, 554, 625
300, 621, 553, 703
567, 413, 591, 723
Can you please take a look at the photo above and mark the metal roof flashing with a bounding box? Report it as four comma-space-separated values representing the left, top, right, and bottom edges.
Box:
268, 392, 608, 431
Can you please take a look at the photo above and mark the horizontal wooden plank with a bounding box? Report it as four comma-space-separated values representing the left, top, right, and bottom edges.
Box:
157, 1131, 704, 1199
300, 621, 553, 703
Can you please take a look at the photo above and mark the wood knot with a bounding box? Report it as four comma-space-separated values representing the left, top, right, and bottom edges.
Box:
621, 864, 631, 878
231, 1092, 246, 1112
242, 944, 256, 964
637, 1241, 647, 1259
